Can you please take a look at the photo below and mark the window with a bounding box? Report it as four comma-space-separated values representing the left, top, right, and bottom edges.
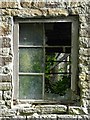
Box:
13, 16, 79, 102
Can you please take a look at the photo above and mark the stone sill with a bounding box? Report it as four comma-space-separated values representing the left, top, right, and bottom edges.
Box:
0, 115, 90, 120
11, 103, 89, 115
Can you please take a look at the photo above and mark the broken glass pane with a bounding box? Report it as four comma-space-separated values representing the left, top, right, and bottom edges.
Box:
19, 75, 43, 99
45, 74, 71, 100
19, 23, 43, 45
19, 48, 44, 73
45, 51, 71, 100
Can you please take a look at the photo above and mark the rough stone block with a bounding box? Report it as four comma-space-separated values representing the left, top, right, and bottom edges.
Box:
88, 81, 90, 88
79, 72, 86, 81
2, 37, 11, 48
0, 68, 3, 74
35, 105, 67, 114
89, 39, 90, 47
1, 108, 16, 117
0, 91, 2, 100
3, 91, 11, 100
0, 23, 12, 36
87, 48, 90, 56
2, 48, 10, 56
88, 107, 90, 114
19, 107, 37, 115
0, 74, 11, 82
79, 37, 89, 48
5, 100, 11, 107
79, 48, 89, 56
11, 116, 26, 120
79, 15, 87, 23
0, 48, 3, 55
20, 2, 32, 8
0, 100, 5, 105
77, 6, 86, 14
85, 15, 90, 23
0, 48, 10, 56
0, 57, 3, 66
36, 2, 46, 8
0, 9, 11, 16
1, 16, 12, 24
69, 106, 85, 115
80, 23, 88, 29
0, 2, 19, 9
47, 8, 68, 16
80, 29, 89, 37
37, 114, 57, 120
79, 57, 89, 69
3, 66, 11, 74
2, 56, 12, 65
86, 27, 90, 37
86, 74, 90, 81
79, 81, 88, 89
81, 88, 90, 99
0, 83, 11, 91
0, 38, 3, 48
58, 115, 90, 120
86, 6, 90, 14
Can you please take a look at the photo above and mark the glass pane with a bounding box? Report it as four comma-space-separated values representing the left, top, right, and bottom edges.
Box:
19, 75, 43, 99
19, 23, 43, 45
19, 48, 44, 73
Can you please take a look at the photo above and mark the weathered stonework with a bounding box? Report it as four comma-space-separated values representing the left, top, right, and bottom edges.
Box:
0, 0, 90, 119
0, 2, 19, 9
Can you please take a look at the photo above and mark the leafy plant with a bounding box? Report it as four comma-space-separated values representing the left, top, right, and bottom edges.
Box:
45, 54, 71, 96
51, 75, 71, 96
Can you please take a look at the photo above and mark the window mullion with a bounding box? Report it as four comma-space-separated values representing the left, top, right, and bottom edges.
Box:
19, 45, 43, 48
19, 72, 44, 76
43, 23, 45, 99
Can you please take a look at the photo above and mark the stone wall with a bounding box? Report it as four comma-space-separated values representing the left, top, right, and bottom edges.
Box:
0, 0, 90, 119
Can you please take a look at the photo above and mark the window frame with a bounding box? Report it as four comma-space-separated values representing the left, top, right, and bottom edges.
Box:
13, 16, 79, 102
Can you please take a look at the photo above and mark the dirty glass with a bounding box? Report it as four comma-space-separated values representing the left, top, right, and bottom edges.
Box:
19, 23, 43, 45
18, 22, 72, 100
19, 75, 43, 99
19, 48, 44, 73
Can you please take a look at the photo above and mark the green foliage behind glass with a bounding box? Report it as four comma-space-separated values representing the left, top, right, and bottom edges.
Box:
45, 54, 71, 96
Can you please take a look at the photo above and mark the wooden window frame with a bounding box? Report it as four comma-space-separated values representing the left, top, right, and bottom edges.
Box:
13, 16, 79, 103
